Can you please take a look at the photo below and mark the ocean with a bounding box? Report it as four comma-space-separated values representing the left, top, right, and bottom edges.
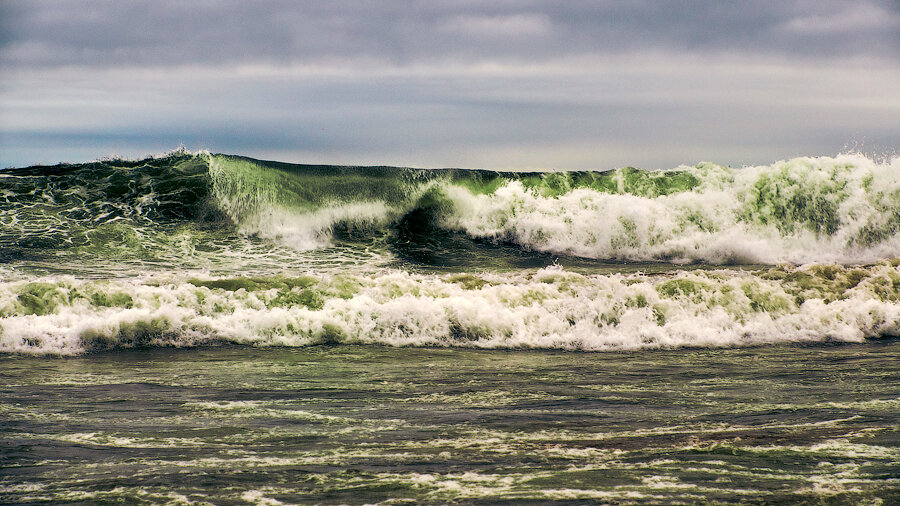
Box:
1, 151, 899, 503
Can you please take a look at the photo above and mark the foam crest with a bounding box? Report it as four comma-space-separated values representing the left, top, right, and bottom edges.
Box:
2, 263, 898, 355
439, 154, 900, 264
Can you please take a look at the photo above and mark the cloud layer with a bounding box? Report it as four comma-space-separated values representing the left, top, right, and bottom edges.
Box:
2, 1, 898, 168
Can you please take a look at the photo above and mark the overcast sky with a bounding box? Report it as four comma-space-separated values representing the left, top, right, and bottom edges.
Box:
1, 1, 898, 169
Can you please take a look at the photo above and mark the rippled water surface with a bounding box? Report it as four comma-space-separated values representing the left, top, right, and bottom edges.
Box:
3, 342, 899, 504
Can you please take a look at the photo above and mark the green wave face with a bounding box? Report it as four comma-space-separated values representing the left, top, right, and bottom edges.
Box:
3, 151, 900, 272
1, 153, 213, 243
0, 153, 232, 273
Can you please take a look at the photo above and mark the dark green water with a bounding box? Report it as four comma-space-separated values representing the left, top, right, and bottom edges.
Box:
3, 343, 899, 504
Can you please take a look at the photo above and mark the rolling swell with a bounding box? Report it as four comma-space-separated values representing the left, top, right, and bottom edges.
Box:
0, 152, 225, 264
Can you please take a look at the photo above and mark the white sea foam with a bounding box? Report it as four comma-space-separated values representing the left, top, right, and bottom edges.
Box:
236, 201, 396, 250
2, 263, 898, 355
439, 154, 900, 264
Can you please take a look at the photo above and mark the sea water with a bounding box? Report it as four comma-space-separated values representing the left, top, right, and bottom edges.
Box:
3, 344, 899, 503
1, 151, 899, 503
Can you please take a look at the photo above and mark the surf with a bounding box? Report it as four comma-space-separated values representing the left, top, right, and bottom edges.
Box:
2, 262, 899, 355
2, 150, 900, 355
206, 152, 900, 265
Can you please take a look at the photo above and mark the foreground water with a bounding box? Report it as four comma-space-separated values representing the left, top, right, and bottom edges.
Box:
2, 343, 899, 504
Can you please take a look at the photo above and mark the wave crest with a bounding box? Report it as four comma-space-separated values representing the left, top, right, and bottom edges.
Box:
435, 154, 900, 264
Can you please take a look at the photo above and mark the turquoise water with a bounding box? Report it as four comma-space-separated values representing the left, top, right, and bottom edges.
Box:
2, 151, 899, 503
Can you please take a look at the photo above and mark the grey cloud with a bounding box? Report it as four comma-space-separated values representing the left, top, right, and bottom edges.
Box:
2, 57, 897, 169
2, 1, 898, 69
2, 1, 898, 169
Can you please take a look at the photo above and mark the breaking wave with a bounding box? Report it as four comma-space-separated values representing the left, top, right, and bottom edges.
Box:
3, 151, 899, 265
207, 152, 900, 264
2, 263, 898, 355
2, 150, 900, 355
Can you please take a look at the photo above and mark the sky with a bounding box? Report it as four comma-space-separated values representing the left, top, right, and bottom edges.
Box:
1, 1, 898, 170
